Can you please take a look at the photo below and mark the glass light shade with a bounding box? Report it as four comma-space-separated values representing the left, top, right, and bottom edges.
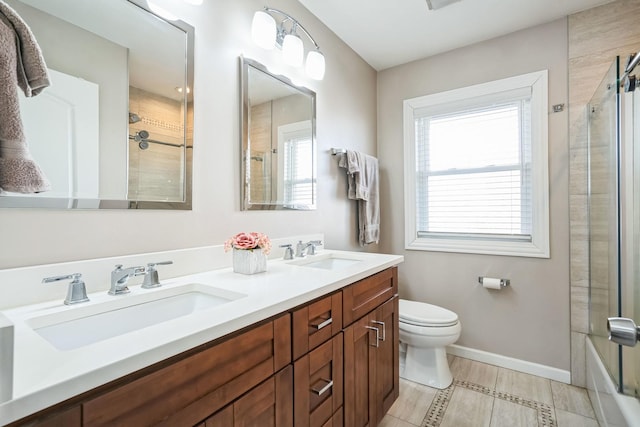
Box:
282, 34, 304, 67
251, 11, 276, 50
182, 0, 202, 4
305, 50, 325, 80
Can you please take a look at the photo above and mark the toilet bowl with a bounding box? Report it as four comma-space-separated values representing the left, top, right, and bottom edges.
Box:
399, 299, 461, 389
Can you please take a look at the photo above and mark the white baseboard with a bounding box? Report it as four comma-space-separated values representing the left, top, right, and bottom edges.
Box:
447, 344, 571, 384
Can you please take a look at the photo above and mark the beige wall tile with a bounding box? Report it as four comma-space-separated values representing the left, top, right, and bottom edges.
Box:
571, 332, 587, 388
570, 237, 589, 288
571, 286, 589, 334
569, 0, 640, 59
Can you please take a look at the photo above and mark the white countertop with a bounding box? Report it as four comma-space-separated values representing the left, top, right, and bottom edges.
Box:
0, 250, 403, 425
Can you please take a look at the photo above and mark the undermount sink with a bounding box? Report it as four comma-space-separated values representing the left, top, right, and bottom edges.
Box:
27, 284, 246, 351
290, 253, 363, 270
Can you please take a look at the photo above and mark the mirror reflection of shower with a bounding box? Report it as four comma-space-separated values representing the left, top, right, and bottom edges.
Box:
128, 128, 185, 150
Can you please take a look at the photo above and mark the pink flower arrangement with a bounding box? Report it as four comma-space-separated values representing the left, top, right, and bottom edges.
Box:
224, 232, 272, 255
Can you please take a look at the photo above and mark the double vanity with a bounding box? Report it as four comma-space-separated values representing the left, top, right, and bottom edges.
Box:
0, 246, 403, 426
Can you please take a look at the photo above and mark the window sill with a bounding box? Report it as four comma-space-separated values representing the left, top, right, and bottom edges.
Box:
405, 237, 549, 258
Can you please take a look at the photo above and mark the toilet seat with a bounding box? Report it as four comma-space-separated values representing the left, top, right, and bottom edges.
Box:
399, 299, 458, 327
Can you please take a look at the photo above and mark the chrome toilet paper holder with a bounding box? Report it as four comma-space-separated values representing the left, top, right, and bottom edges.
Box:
478, 276, 510, 288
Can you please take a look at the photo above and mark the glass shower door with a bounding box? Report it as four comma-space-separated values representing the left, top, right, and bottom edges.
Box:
588, 57, 621, 388
628, 83, 640, 397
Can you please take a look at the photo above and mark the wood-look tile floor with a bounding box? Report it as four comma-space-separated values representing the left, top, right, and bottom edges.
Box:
381, 356, 599, 427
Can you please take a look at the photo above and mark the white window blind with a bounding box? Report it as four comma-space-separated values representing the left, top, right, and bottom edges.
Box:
415, 100, 533, 240
403, 70, 549, 258
283, 134, 313, 206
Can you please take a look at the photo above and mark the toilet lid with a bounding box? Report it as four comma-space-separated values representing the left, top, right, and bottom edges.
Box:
399, 299, 458, 327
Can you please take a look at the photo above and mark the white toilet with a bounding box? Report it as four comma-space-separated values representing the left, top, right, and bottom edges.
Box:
399, 299, 461, 389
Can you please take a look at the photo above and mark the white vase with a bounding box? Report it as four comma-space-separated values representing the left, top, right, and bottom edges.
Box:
233, 248, 267, 274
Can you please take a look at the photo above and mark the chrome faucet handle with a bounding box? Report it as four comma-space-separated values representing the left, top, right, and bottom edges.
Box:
279, 244, 294, 260
109, 264, 146, 295
142, 261, 173, 289
307, 240, 323, 256
43, 273, 90, 305
295, 240, 307, 258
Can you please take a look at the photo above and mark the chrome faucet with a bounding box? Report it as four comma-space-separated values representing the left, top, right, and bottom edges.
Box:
109, 264, 146, 295
279, 244, 294, 260
142, 261, 173, 289
295, 240, 323, 257
43, 273, 90, 305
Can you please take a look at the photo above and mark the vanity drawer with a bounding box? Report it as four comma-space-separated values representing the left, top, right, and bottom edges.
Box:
294, 333, 343, 427
292, 292, 342, 360
82, 314, 291, 427
342, 267, 398, 327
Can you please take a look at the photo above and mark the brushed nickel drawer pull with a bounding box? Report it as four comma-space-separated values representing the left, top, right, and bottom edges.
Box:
311, 378, 334, 396
365, 326, 380, 347
372, 320, 386, 341
310, 317, 333, 330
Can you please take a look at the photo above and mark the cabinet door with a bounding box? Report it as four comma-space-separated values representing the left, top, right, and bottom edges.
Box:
205, 366, 293, 427
343, 314, 377, 427
233, 366, 293, 427
373, 296, 399, 425
294, 333, 343, 427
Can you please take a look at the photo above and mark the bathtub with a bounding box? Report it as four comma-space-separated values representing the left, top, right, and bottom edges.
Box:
586, 338, 640, 426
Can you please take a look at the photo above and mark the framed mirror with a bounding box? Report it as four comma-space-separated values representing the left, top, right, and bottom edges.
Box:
240, 57, 316, 210
0, 0, 194, 209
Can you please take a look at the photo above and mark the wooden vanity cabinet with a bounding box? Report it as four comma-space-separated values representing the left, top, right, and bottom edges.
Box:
82, 314, 291, 427
15, 267, 400, 427
343, 268, 399, 427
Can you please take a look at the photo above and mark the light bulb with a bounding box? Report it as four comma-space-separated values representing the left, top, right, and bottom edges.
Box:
305, 50, 325, 80
251, 11, 277, 50
282, 33, 303, 67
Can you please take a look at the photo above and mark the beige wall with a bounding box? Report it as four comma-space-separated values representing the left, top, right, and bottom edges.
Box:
568, 0, 640, 387
0, 0, 377, 268
377, 19, 571, 370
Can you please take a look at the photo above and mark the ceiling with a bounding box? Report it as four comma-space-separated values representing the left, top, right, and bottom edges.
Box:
298, 0, 615, 71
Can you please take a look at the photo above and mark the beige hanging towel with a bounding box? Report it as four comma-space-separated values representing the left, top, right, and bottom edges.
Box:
338, 150, 380, 246
0, 0, 50, 193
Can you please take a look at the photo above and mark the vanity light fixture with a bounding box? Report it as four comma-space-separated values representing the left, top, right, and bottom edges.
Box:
251, 7, 325, 80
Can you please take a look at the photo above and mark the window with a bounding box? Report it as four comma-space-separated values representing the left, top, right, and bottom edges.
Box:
403, 71, 549, 257
278, 120, 315, 208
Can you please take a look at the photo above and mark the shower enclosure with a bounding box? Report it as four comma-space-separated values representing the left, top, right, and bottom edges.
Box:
587, 54, 640, 424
